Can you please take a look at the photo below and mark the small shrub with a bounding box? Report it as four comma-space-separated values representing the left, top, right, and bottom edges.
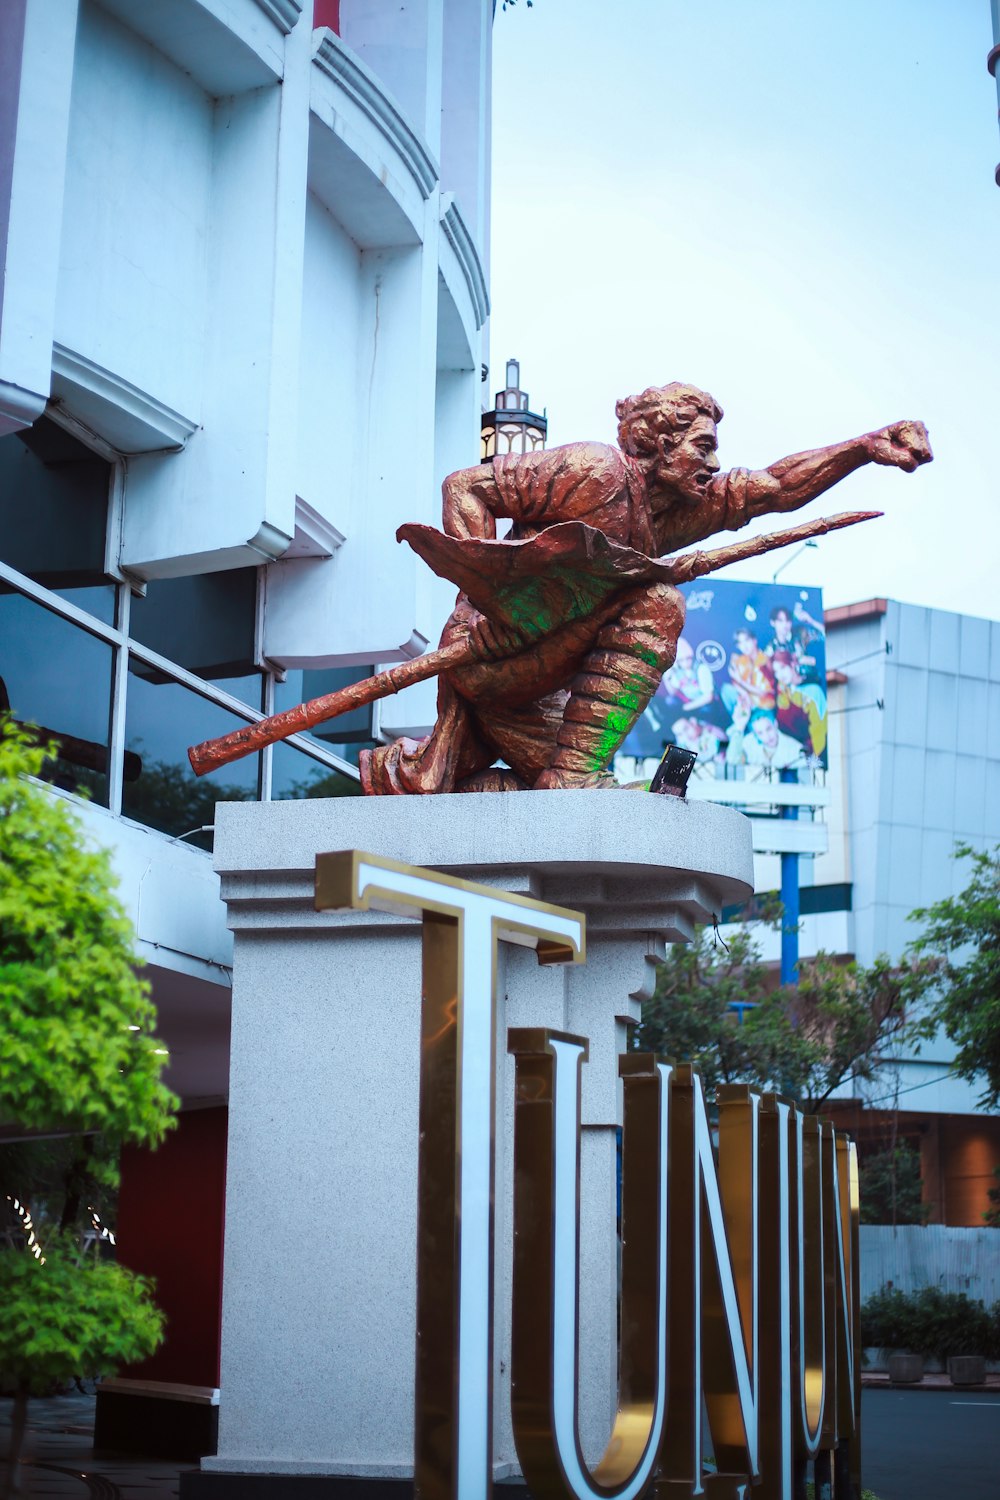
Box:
0, 1238, 163, 1394
860, 1285, 912, 1350
910, 1287, 991, 1360
861, 1284, 993, 1359
989, 1299, 1000, 1361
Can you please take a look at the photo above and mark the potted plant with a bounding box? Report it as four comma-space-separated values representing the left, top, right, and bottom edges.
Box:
861, 1286, 924, 1383
887, 1350, 925, 1385
911, 1287, 990, 1387
941, 1293, 990, 1387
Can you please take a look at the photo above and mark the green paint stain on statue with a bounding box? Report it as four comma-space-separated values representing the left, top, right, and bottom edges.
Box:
588, 670, 650, 772
499, 567, 608, 638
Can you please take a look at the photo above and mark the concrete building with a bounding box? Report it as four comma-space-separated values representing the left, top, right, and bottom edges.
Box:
817, 598, 1000, 1227
671, 595, 1000, 1228
1, 0, 493, 1438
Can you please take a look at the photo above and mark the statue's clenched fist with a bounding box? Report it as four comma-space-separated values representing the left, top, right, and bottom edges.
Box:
467, 615, 530, 662
865, 419, 933, 472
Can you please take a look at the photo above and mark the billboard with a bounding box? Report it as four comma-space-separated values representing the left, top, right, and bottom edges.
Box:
621, 579, 828, 773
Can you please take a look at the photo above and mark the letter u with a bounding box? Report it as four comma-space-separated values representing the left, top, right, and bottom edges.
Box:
507, 1029, 671, 1500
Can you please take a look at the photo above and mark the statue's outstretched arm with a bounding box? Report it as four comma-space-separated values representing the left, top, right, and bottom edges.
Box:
748, 419, 932, 518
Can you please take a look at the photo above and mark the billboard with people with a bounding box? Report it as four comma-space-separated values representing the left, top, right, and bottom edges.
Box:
621, 579, 828, 774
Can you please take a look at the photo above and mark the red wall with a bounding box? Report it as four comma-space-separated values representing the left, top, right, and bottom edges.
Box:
117, 1107, 228, 1387
313, 0, 340, 31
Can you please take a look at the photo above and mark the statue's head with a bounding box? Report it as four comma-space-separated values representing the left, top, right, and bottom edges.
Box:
615, 383, 722, 508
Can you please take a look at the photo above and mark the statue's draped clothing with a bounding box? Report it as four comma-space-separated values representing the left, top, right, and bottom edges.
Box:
487, 443, 758, 551
360, 443, 763, 795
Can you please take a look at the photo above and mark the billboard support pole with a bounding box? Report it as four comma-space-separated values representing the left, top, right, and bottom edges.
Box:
779, 768, 800, 986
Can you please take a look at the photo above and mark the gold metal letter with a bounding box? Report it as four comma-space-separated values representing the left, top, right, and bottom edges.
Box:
315, 850, 585, 1500
508, 1030, 671, 1500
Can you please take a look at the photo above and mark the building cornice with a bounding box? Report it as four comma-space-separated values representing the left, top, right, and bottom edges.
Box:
311, 29, 438, 200
280, 497, 346, 559
824, 598, 888, 628
0, 379, 47, 435
51, 343, 198, 453
253, 0, 303, 33
439, 193, 490, 329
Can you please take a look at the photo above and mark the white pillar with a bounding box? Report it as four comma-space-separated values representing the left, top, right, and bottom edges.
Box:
199, 792, 751, 1487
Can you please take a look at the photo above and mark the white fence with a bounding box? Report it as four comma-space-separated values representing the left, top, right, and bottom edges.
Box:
860, 1224, 1000, 1304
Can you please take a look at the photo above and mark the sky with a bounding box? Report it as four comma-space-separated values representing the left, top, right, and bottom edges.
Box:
488, 0, 1000, 621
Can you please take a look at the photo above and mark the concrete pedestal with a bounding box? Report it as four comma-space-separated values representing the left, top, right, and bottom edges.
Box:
188, 790, 752, 1494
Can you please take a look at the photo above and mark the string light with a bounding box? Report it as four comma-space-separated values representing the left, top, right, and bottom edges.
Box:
6, 1195, 46, 1265
88, 1207, 117, 1249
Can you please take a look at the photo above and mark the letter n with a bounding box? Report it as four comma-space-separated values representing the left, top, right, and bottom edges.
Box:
658, 1068, 759, 1499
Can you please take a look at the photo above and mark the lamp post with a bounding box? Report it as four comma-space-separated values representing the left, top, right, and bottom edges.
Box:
772, 538, 818, 584
481, 358, 548, 461
770, 538, 819, 983
779, 767, 800, 986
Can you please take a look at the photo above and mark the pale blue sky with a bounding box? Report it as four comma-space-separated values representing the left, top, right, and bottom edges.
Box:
489, 0, 999, 620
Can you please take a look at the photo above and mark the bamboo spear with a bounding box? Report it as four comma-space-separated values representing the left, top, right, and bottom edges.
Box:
187, 509, 878, 776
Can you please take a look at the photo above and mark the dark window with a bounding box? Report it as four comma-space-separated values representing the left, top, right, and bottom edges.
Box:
273, 666, 376, 768
129, 570, 260, 684
0, 588, 113, 804
271, 740, 362, 801
721, 883, 853, 924
122, 666, 260, 848
798, 882, 853, 916
0, 419, 115, 621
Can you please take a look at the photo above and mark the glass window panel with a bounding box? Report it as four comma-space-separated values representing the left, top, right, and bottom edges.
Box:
129, 570, 259, 683
60, 584, 117, 623
271, 740, 362, 802
122, 666, 260, 849
204, 672, 263, 708
0, 419, 115, 618
0, 585, 113, 804
129, 656, 264, 715
273, 667, 377, 766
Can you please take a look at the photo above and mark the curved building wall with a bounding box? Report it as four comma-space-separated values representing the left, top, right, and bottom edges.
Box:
0, 0, 494, 1104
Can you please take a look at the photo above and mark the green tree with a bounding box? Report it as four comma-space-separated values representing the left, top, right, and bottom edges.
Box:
637, 918, 920, 1113
983, 1165, 1000, 1229
908, 843, 1000, 1109
0, 717, 177, 1494
859, 1142, 930, 1226
0, 721, 177, 1148
0, 1244, 163, 1497
744, 953, 919, 1112
634, 921, 774, 1099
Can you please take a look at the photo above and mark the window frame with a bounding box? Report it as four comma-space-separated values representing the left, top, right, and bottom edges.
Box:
0, 422, 360, 826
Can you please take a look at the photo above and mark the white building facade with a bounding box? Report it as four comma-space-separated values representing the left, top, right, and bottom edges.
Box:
1, 0, 493, 1428
1, 0, 491, 1086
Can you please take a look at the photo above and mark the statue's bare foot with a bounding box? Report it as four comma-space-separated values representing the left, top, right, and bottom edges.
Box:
456, 768, 529, 793
534, 767, 622, 790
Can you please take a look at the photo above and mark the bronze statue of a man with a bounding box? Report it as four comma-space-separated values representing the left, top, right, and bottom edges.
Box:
360, 383, 930, 794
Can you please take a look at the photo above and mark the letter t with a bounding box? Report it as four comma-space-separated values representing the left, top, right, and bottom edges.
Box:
316, 850, 586, 1500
